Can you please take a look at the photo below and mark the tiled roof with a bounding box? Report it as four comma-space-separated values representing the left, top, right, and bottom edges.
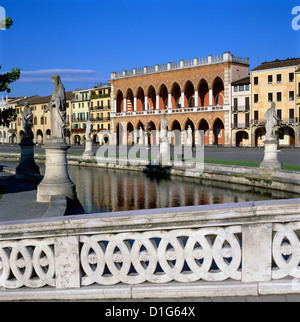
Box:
17, 91, 74, 106
231, 76, 250, 86
251, 57, 300, 71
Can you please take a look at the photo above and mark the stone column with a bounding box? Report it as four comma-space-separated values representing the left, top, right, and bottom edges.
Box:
37, 138, 76, 203
168, 93, 172, 109
260, 139, 282, 175
16, 141, 40, 179
123, 98, 127, 112
209, 88, 213, 106
181, 92, 185, 108
134, 97, 137, 112
83, 138, 94, 159
194, 90, 199, 107
156, 94, 160, 110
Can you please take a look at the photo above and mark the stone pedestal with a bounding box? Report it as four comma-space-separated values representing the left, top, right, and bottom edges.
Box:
260, 139, 282, 174
37, 138, 76, 203
160, 138, 171, 166
83, 138, 94, 159
16, 141, 40, 179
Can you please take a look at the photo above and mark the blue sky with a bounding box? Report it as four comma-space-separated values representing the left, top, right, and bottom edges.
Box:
0, 0, 299, 97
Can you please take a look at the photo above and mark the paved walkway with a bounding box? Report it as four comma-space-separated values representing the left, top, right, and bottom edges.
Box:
0, 168, 48, 222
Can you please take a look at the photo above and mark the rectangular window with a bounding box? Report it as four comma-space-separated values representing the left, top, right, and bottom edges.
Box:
233, 98, 238, 111
268, 93, 273, 102
289, 73, 295, 82
289, 109, 295, 123
245, 113, 250, 127
245, 84, 250, 91
277, 109, 282, 121
268, 75, 273, 84
239, 85, 244, 91
234, 86, 238, 92
289, 91, 295, 101
233, 114, 238, 127
245, 97, 250, 110
254, 77, 259, 86
276, 74, 282, 84
254, 111, 259, 124
254, 94, 259, 103
276, 92, 282, 102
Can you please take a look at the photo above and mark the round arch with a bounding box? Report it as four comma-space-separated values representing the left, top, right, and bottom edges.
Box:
184, 80, 195, 108
116, 90, 124, 113
147, 85, 156, 110
198, 79, 209, 107
171, 82, 181, 109
212, 77, 224, 106
170, 119, 181, 146
236, 130, 249, 147
126, 88, 134, 112
198, 118, 210, 145
136, 87, 145, 112
212, 117, 225, 145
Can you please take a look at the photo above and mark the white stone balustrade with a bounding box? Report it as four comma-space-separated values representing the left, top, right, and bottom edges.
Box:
0, 198, 300, 300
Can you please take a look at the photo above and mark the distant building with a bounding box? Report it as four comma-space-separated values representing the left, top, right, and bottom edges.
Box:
231, 77, 251, 146
89, 84, 112, 144
12, 92, 73, 144
110, 52, 250, 146
250, 57, 300, 147
71, 89, 91, 144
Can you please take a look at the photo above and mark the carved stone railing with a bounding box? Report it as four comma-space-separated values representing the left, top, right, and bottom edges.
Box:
0, 198, 300, 300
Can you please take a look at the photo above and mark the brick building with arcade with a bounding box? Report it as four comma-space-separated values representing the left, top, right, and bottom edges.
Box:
110, 51, 249, 146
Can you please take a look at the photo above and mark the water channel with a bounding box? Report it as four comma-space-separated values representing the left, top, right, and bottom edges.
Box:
1, 161, 298, 214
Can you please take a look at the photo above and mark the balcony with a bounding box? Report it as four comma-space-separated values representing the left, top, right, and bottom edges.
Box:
231, 106, 250, 113
90, 117, 111, 122
113, 105, 230, 117
89, 105, 111, 111
231, 123, 250, 129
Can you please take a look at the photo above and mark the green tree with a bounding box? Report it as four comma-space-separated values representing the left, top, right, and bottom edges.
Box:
0, 17, 20, 126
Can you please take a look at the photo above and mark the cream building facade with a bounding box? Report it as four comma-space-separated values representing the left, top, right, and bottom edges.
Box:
11, 92, 73, 144
89, 84, 111, 144
231, 77, 251, 146
71, 89, 91, 144
250, 58, 300, 147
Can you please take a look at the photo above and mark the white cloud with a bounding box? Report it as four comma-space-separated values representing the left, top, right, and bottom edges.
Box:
17, 68, 108, 84
21, 69, 96, 76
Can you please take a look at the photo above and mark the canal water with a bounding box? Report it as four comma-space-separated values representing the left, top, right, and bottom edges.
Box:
1, 162, 298, 214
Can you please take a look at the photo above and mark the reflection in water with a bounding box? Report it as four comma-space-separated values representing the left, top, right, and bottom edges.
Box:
66, 165, 298, 214
1, 162, 298, 215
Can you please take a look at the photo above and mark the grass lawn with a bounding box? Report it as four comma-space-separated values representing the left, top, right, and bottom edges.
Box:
1, 151, 299, 172
205, 158, 300, 172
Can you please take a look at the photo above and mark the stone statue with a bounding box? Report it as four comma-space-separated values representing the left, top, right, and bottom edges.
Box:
45, 74, 66, 139
160, 113, 168, 140
85, 120, 93, 140
264, 102, 279, 140
21, 102, 33, 141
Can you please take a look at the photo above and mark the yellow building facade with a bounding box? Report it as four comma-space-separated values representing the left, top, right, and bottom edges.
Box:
250, 58, 300, 146
71, 89, 91, 144
296, 68, 300, 127
11, 92, 73, 144
89, 84, 111, 144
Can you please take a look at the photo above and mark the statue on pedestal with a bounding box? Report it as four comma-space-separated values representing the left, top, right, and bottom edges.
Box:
21, 102, 33, 142
85, 120, 93, 140
160, 113, 168, 140
45, 74, 66, 140
264, 102, 279, 141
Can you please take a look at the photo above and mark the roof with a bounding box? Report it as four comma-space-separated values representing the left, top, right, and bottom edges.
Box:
16, 91, 74, 106
231, 76, 250, 86
251, 57, 300, 72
